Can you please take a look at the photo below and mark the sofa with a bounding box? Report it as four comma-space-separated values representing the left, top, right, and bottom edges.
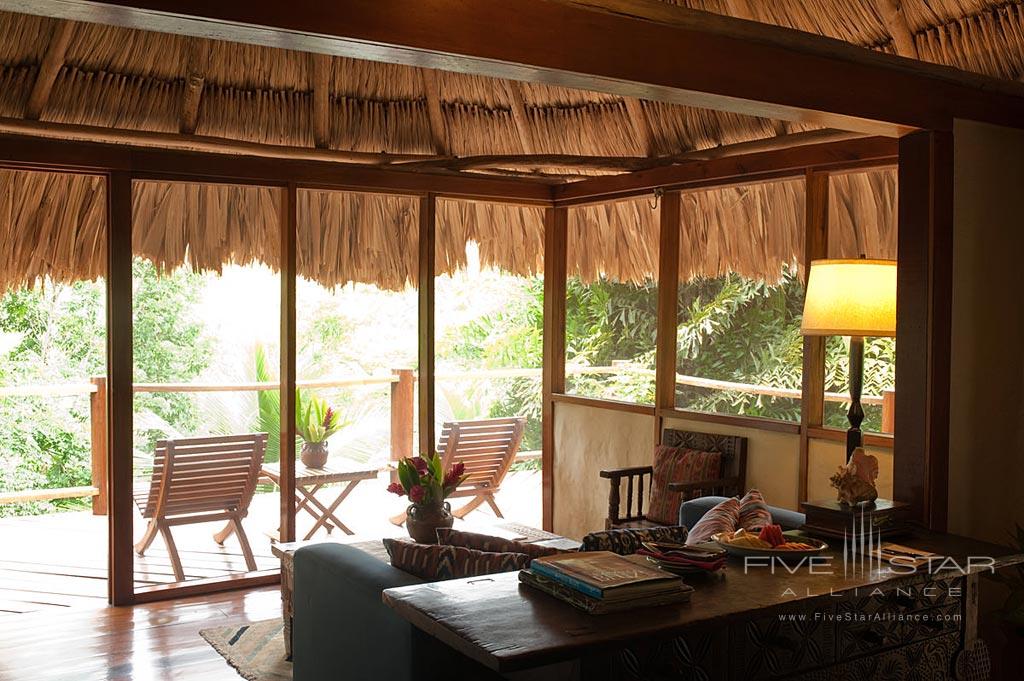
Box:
293, 499, 806, 681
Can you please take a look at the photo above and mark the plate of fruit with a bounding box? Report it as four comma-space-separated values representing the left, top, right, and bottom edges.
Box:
712, 524, 827, 560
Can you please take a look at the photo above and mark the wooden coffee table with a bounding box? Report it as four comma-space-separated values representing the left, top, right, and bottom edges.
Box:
271, 523, 577, 659
262, 461, 379, 540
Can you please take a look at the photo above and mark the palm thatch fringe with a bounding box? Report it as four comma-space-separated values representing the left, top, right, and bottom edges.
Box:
0, 168, 895, 294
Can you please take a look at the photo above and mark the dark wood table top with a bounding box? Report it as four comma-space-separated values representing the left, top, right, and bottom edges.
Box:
382, 530, 1023, 672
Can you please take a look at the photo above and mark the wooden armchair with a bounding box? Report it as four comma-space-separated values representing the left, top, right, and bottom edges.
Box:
599, 428, 747, 529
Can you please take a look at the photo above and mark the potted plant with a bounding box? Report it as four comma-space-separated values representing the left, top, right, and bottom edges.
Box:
295, 393, 343, 468
387, 454, 467, 543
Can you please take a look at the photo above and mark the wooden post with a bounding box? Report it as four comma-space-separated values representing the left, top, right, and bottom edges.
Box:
654, 191, 681, 441
89, 376, 108, 515
418, 194, 437, 456
390, 368, 415, 481
881, 389, 895, 434
799, 169, 829, 503
279, 183, 298, 544
106, 170, 134, 606
541, 206, 568, 531
894, 130, 953, 531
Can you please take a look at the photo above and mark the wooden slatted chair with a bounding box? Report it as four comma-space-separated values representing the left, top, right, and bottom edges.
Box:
390, 417, 526, 525
599, 428, 747, 529
133, 433, 267, 582
440, 417, 526, 519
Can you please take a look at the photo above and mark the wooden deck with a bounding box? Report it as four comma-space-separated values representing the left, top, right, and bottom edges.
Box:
0, 468, 540, 618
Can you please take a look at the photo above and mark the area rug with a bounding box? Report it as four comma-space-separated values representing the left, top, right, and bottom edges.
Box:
200, 619, 292, 681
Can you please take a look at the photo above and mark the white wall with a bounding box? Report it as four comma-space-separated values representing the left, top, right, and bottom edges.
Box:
948, 119, 1024, 543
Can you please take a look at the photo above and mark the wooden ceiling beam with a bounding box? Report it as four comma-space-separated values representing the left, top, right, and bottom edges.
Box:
505, 81, 535, 155
421, 69, 448, 155
0, 130, 556, 204
399, 128, 865, 173
18, 0, 1024, 133
25, 19, 74, 120
554, 135, 898, 205
180, 38, 208, 135
311, 53, 332, 149
875, 0, 919, 59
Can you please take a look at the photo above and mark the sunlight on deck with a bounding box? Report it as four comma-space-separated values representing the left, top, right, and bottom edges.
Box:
0, 469, 540, 618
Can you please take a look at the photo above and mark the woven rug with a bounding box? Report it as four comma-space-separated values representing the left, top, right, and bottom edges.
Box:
200, 619, 292, 681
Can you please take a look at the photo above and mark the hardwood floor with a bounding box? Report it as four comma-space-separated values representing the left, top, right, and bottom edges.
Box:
0, 586, 282, 681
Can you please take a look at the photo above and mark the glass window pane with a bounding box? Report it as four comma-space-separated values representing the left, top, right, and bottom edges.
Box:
674, 180, 805, 421
564, 199, 659, 404
434, 199, 545, 526
825, 169, 897, 434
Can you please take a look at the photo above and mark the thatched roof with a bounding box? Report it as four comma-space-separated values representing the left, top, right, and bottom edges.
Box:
1, 167, 895, 293
5, 0, 1006, 290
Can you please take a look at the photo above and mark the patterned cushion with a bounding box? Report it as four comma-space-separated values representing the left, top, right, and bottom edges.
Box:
382, 538, 531, 581
738, 489, 773, 531
685, 496, 741, 545
581, 525, 689, 555
435, 528, 566, 559
646, 446, 723, 525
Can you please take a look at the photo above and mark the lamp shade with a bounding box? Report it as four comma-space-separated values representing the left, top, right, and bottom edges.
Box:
801, 259, 897, 337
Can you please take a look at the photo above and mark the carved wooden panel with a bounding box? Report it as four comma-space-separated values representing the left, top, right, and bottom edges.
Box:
602, 628, 727, 681
728, 601, 836, 680
789, 632, 959, 681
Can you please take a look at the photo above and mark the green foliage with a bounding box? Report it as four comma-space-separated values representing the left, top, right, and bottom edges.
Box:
131, 259, 214, 452
675, 269, 805, 421
1, 259, 212, 516
295, 392, 345, 443
253, 344, 283, 463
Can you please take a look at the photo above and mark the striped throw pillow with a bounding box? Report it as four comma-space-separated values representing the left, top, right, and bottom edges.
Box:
435, 528, 566, 559
647, 446, 723, 525
383, 538, 531, 581
738, 489, 773, 531
685, 496, 741, 545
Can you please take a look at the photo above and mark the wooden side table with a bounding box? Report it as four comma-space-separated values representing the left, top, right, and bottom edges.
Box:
262, 461, 380, 540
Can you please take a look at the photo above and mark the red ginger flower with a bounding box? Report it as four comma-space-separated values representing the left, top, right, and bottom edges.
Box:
323, 407, 334, 430
386, 482, 405, 496
409, 485, 426, 503
443, 462, 466, 488
411, 457, 429, 474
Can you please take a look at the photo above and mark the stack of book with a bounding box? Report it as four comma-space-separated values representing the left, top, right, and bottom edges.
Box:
519, 551, 693, 615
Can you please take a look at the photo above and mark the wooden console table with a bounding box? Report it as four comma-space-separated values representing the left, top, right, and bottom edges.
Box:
383, 531, 1022, 680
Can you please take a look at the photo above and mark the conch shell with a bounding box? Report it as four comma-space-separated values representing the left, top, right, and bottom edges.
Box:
830, 447, 879, 505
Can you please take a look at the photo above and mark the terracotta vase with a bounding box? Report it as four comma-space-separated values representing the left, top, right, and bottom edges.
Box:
300, 440, 328, 468
406, 501, 454, 544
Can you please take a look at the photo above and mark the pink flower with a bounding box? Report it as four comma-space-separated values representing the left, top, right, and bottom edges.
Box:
409, 485, 426, 503
323, 407, 335, 430
411, 457, 429, 475
443, 462, 466, 488
386, 482, 405, 496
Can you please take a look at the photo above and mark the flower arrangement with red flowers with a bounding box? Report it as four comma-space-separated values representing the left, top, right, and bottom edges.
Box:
387, 453, 467, 507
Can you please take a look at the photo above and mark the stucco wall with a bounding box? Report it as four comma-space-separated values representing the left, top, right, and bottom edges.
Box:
551, 402, 655, 540
551, 407, 898, 539
806, 439, 894, 501
947, 119, 1024, 543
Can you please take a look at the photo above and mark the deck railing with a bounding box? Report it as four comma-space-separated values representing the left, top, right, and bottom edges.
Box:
0, 367, 893, 512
